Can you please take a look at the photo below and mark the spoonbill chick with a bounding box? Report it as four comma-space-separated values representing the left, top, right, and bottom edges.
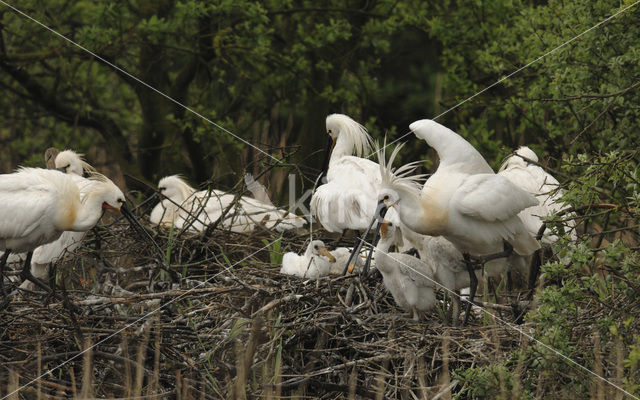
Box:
0, 167, 128, 297
280, 240, 336, 279
376, 122, 540, 322
327, 246, 364, 275
373, 220, 437, 320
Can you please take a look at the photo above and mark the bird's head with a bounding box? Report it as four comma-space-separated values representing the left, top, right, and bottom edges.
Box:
310, 240, 336, 263
157, 175, 192, 203
100, 183, 126, 212
55, 150, 90, 176
378, 188, 400, 210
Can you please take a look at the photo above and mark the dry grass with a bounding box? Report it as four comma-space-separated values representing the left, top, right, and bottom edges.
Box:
0, 201, 534, 399
4, 194, 636, 399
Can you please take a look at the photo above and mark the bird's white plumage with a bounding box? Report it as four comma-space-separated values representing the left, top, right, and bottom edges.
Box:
453, 174, 539, 223
327, 246, 364, 275
374, 222, 437, 316
310, 114, 380, 232
24, 151, 96, 284
55, 150, 95, 176
498, 146, 572, 244
244, 173, 273, 206
280, 240, 335, 279
151, 175, 305, 233
380, 119, 540, 264
0, 167, 125, 255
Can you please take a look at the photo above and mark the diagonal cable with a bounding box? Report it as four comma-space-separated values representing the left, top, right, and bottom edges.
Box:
355, 238, 639, 400
1, 236, 282, 399
0, 0, 282, 164
371, 0, 640, 156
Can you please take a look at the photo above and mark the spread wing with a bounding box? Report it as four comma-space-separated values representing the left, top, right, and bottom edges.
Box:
453, 174, 539, 222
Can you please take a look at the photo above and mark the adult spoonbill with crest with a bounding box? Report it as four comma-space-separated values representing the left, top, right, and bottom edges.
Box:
310, 114, 379, 233
374, 120, 540, 323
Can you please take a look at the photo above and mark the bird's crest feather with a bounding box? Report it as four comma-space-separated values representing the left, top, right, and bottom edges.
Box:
376, 140, 425, 194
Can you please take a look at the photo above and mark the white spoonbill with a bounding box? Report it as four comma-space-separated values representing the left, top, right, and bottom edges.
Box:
498, 146, 574, 287
310, 114, 379, 233
280, 240, 336, 279
0, 167, 128, 297
20, 150, 97, 288
373, 220, 437, 320
498, 146, 572, 244
150, 175, 305, 233
376, 121, 541, 322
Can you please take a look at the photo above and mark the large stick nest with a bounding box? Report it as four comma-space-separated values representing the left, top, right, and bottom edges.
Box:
0, 201, 531, 399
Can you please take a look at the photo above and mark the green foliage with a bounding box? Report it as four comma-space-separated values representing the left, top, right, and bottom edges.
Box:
263, 236, 283, 265
0, 0, 440, 183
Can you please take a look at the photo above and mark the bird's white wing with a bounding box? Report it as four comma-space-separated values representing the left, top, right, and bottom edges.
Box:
0, 181, 59, 243
244, 173, 273, 205
453, 174, 539, 222
498, 165, 560, 197
311, 182, 377, 231
327, 156, 380, 184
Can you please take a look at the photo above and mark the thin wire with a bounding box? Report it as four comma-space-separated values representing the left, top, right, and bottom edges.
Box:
373, 0, 640, 156
1, 236, 282, 399
359, 237, 639, 399
0, 0, 282, 164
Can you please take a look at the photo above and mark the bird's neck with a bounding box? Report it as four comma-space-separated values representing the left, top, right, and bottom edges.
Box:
304, 246, 314, 258
71, 190, 106, 231
374, 235, 394, 271
397, 187, 446, 236
329, 135, 357, 165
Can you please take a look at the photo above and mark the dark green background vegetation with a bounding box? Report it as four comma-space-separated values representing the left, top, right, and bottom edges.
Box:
1, 0, 639, 397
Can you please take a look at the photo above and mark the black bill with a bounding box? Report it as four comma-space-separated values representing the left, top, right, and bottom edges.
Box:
342, 200, 389, 276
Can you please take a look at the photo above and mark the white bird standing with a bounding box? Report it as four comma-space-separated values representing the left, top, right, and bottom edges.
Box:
498, 146, 571, 244
310, 114, 379, 233
374, 217, 469, 324
376, 120, 541, 323
16, 150, 96, 288
498, 146, 574, 288
150, 175, 306, 233
280, 240, 336, 279
373, 220, 437, 320
0, 167, 128, 297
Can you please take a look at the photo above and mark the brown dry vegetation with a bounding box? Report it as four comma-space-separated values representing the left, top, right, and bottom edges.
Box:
1, 181, 638, 399
0, 197, 534, 399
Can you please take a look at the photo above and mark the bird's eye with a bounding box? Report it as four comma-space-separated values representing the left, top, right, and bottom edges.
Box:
388, 223, 393, 227
314, 245, 318, 250
159, 187, 166, 192
383, 195, 389, 201
118, 198, 125, 204
327, 129, 332, 134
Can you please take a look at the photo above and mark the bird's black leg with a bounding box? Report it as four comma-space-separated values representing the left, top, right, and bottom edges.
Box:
0, 250, 11, 299
19, 252, 51, 293
462, 253, 478, 326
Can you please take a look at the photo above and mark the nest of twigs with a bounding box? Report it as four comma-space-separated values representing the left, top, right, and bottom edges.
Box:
0, 201, 529, 399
